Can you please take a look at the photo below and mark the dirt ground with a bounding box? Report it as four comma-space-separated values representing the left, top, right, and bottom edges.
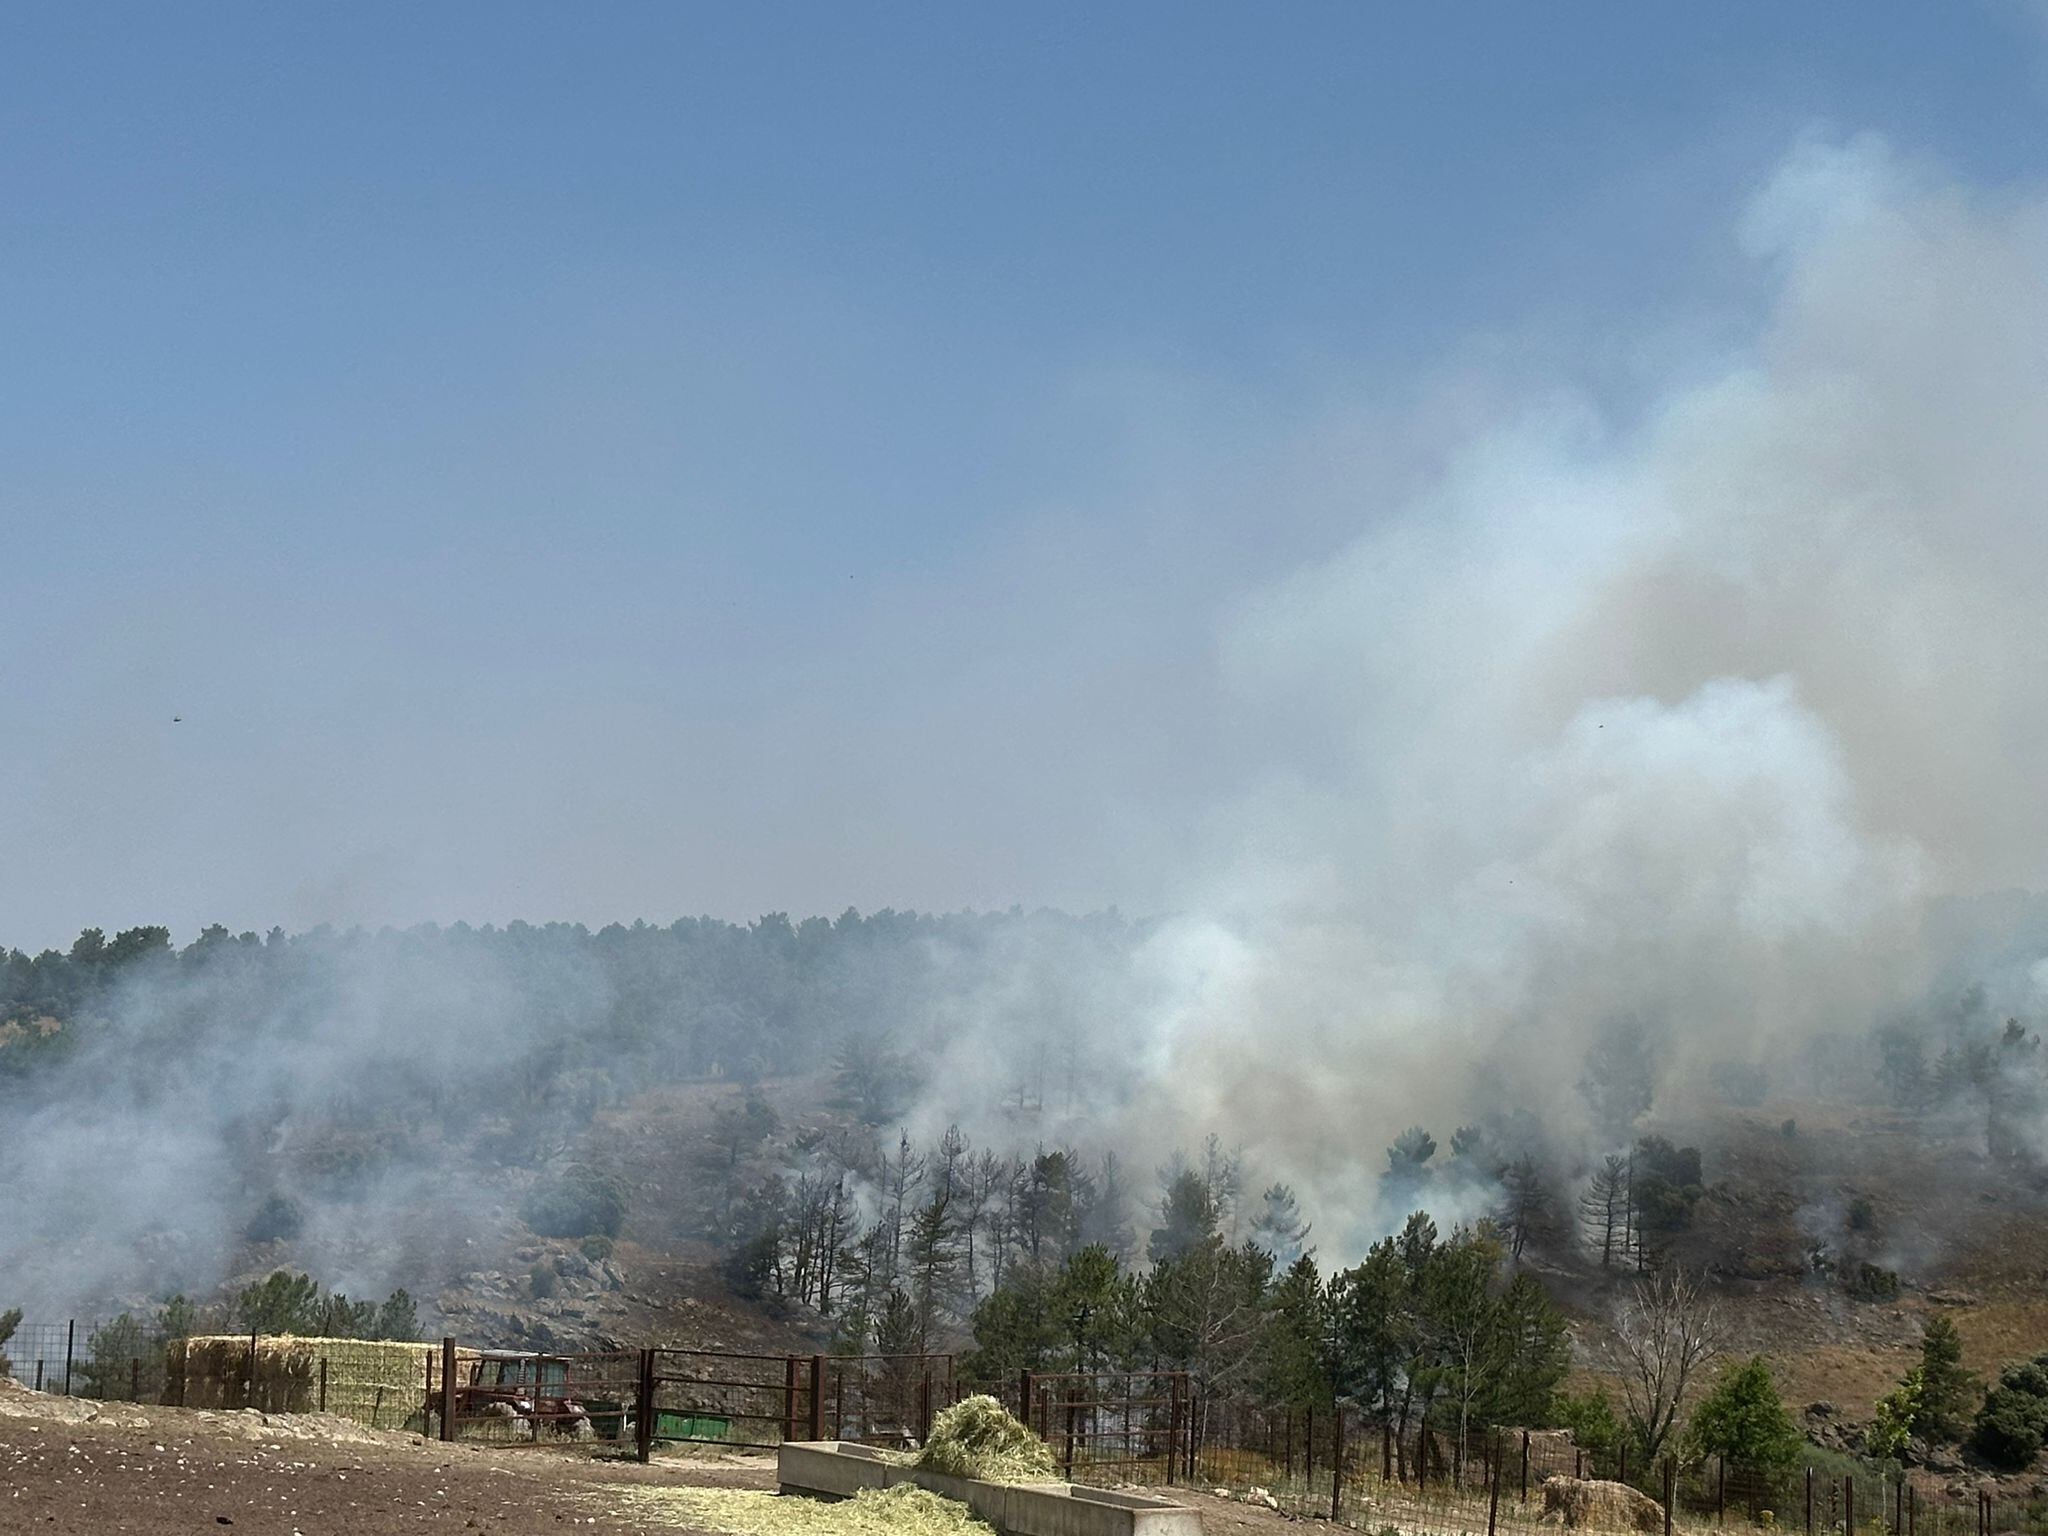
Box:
0, 1380, 1297, 1536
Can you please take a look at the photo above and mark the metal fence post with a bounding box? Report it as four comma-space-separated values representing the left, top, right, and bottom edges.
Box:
439, 1337, 457, 1442
1019, 1370, 1034, 1424
1490, 1433, 1507, 1536
1521, 1429, 1530, 1502
1165, 1375, 1179, 1487
246, 1330, 258, 1409
1305, 1402, 1315, 1480
808, 1355, 826, 1441
636, 1348, 656, 1464
783, 1355, 800, 1441
1845, 1474, 1856, 1536
1331, 1403, 1345, 1521
1662, 1457, 1675, 1536
319, 1356, 329, 1413
64, 1321, 75, 1396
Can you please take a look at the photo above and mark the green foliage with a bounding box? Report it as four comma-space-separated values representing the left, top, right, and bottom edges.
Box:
1971, 1356, 2048, 1470
1847, 1198, 1876, 1233
522, 1162, 628, 1239
77, 1313, 167, 1400
0, 1306, 19, 1377
236, 1270, 323, 1334
529, 1263, 559, 1299
1868, 1368, 1922, 1462
1632, 1136, 1704, 1234
1844, 1263, 1900, 1302
1148, 1168, 1220, 1264
1912, 1314, 1977, 1444
580, 1235, 615, 1262
155, 1295, 198, 1342
1551, 1387, 1622, 1458
830, 1038, 917, 1126
1685, 1357, 1802, 1477
373, 1289, 419, 1342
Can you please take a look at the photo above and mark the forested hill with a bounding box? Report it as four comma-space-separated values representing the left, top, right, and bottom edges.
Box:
0, 909, 1153, 1318
0, 907, 1146, 1097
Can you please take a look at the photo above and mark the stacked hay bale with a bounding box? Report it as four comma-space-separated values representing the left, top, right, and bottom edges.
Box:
169, 1335, 448, 1431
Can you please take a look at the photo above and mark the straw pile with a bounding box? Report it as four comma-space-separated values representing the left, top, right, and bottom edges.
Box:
913, 1395, 1057, 1483
608, 1483, 995, 1536
170, 1335, 441, 1431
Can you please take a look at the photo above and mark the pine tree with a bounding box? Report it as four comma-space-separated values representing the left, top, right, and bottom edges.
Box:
1579, 1155, 1628, 1267
1497, 1155, 1553, 1259
1912, 1314, 1978, 1443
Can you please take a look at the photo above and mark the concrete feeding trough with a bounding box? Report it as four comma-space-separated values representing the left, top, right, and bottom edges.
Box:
776, 1442, 1204, 1536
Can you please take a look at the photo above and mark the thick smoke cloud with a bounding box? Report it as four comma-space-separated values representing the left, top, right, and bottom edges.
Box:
961, 134, 2048, 1250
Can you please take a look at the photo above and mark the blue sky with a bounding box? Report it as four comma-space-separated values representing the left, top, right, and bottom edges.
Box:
4, 2, 2047, 948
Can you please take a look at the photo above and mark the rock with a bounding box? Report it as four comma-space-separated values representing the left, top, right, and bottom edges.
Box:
1541, 1477, 1666, 1534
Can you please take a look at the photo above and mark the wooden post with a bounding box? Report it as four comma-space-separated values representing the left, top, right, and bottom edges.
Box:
783, 1356, 800, 1442
1305, 1402, 1315, 1480
1845, 1475, 1856, 1536
1521, 1429, 1531, 1502
1019, 1370, 1034, 1425
439, 1337, 457, 1442
1384, 1418, 1394, 1483
1908, 1483, 1917, 1536
1895, 1474, 1905, 1536
1662, 1457, 1675, 1536
808, 1355, 826, 1441
1576, 1448, 1586, 1479
635, 1348, 655, 1464
64, 1321, 75, 1398
1487, 1432, 1502, 1536
319, 1356, 329, 1413
1331, 1404, 1345, 1521
1805, 1467, 1814, 1536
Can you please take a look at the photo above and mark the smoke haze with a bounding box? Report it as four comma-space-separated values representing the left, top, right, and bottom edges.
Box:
10, 135, 2048, 1309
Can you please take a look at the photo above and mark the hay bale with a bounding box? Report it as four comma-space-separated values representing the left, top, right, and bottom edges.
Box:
170, 1335, 444, 1431
913, 1395, 1058, 1483
1540, 1475, 1666, 1534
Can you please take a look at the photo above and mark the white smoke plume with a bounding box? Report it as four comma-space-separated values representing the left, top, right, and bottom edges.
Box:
909, 133, 2048, 1251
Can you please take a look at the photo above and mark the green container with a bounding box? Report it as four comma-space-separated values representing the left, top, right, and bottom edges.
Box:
657, 1412, 731, 1441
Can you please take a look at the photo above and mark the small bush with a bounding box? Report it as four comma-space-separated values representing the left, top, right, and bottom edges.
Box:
529, 1263, 558, 1299
1848, 1198, 1876, 1232
1845, 1263, 1900, 1302
244, 1193, 306, 1243
580, 1235, 615, 1262
1972, 1357, 2048, 1470
522, 1164, 628, 1239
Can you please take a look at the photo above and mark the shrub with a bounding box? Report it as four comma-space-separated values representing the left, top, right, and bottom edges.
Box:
580, 1235, 615, 1262
522, 1164, 628, 1239
1971, 1356, 2048, 1470
1844, 1264, 1900, 1302
1685, 1357, 1803, 1480
0, 1307, 19, 1378
1551, 1387, 1623, 1459
529, 1263, 558, 1299
1848, 1198, 1876, 1233
243, 1193, 305, 1243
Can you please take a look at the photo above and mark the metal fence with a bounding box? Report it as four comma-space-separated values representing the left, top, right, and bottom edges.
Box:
0, 1321, 81, 1395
